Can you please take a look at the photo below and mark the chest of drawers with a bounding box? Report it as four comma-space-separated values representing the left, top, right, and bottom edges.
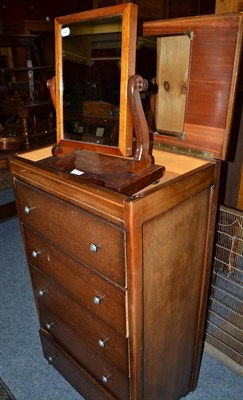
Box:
9, 8, 243, 399
10, 148, 219, 400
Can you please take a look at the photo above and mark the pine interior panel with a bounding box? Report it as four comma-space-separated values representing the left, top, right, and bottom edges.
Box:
155, 35, 191, 133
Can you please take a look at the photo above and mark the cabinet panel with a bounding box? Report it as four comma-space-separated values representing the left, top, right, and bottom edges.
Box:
143, 189, 211, 399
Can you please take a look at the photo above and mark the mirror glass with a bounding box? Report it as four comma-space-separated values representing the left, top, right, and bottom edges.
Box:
55, 4, 137, 156
62, 17, 121, 147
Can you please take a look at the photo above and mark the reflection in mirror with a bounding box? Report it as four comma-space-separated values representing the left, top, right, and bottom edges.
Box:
62, 17, 122, 147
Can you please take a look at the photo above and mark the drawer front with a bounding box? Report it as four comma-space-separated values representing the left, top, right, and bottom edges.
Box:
23, 226, 127, 336
30, 265, 129, 373
40, 329, 121, 400
41, 307, 129, 398
15, 180, 126, 287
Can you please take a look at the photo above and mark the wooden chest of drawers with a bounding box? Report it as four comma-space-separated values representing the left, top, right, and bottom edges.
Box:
9, 7, 243, 399
10, 148, 219, 400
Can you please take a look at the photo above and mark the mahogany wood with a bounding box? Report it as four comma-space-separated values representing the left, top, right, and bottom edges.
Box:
46, 76, 56, 109
15, 180, 126, 286
47, 72, 164, 193
9, 10, 241, 400
40, 330, 117, 400
47, 73, 165, 194
30, 266, 129, 400
23, 226, 127, 335
143, 13, 243, 160
39, 149, 164, 195
39, 302, 128, 373
143, 189, 211, 399
127, 74, 152, 173
11, 151, 218, 400
54, 3, 138, 157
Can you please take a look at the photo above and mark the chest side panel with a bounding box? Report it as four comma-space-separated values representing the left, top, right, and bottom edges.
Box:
143, 188, 211, 399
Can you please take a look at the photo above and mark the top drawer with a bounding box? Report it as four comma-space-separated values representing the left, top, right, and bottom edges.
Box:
14, 180, 126, 287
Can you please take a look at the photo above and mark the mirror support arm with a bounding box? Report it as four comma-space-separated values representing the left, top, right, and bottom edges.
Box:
47, 76, 56, 110
128, 74, 153, 174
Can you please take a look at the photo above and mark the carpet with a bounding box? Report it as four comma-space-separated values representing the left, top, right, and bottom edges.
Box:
0, 378, 16, 400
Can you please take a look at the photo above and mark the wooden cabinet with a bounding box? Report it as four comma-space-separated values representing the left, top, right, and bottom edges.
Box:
4, 19, 55, 78
0, 21, 55, 145
9, 9, 242, 400
11, 148, 219, 400
0, 32, 55, 146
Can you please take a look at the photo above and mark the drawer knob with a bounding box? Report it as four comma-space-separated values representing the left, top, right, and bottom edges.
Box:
102, 374, 111, 384
39, 289, 48, 296
46, 322, 55, 330
48, 354, 56, 363
32, 250, 40, 258
98, 338, 109, 348
93, 295, 104, 305
24, 206, 32, 214
89, 243, 99, 253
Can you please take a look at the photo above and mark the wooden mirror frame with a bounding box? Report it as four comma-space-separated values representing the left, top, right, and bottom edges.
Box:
53, 3, 138, 157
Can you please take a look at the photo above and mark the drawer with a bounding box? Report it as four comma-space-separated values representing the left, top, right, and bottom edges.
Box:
23, 226, 127, 336
40, 329, 122, 400
40, 304, 129, 374
40, 306, 130, 400
15, 180, 126, 287
30, 265, 129, 372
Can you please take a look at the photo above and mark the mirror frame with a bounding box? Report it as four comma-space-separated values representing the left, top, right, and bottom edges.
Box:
54, 3, 138, 157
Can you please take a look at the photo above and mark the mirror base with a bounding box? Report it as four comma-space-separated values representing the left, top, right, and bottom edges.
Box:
38, 148, 164, 195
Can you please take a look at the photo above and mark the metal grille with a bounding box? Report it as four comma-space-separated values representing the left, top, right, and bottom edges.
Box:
206, 205, 243, 369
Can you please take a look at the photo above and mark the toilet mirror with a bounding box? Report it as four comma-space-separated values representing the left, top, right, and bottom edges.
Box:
54, 3, 137, 156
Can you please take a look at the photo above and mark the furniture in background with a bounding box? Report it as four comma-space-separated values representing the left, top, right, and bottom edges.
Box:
19, 100, 55, 146
4, 19, 54, 67
0, 22, 56, 221
0, 21, 55, 145
64, 100, 119, 146
93, 0, 216, 20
